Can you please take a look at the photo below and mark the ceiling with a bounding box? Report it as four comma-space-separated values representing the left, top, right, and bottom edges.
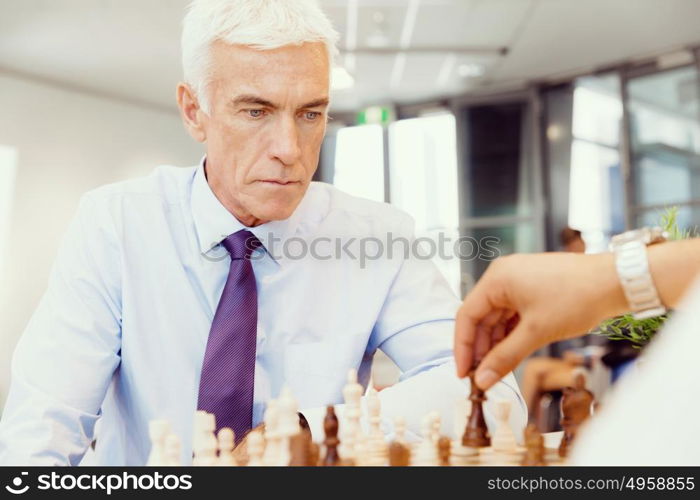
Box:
1, 0, 700, 113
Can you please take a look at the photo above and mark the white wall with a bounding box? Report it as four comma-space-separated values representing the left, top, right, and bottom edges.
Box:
0, 74, 203, 407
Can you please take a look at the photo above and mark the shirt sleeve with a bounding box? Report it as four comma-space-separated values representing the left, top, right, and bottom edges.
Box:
0, 192, 122, 465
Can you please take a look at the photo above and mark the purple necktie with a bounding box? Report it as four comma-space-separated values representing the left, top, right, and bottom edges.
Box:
197, 230, 262, 444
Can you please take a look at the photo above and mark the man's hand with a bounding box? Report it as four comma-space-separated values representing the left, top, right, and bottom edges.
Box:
454, 252, 627, 390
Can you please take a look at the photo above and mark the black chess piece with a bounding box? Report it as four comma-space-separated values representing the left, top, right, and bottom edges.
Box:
462, 370, 491, 448
558, 374, 594, 457
322, 405, 341, 466
522, 424, 546, 466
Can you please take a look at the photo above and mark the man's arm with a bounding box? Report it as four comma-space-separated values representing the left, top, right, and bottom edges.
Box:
0, 193, 122, 465
454, 238, 700, 391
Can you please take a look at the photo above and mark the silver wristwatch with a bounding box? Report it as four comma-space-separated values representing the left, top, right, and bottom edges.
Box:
609, 227, 668, 320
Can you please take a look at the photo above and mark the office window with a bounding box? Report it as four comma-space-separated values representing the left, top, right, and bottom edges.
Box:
333, 124, 385, 203
389, 113, 460, 296
626, 65, 700, 230
568, 74, 624, 253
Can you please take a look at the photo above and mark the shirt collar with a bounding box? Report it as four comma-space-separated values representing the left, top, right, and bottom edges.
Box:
190, 157, 304, 262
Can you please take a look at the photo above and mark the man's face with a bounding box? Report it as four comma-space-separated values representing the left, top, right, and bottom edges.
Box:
193, 42, 330, 226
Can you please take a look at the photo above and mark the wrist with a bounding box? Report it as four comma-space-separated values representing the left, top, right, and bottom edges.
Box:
591, 252, 629, 319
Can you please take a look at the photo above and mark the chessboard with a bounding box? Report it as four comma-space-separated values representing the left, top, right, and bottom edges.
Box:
145, 369, 591, 466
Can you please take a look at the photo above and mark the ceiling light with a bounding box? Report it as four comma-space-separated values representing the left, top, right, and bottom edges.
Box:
457, 63, 485, 78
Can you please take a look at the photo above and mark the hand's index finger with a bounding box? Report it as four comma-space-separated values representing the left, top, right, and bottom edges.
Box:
454, 282, 494, 378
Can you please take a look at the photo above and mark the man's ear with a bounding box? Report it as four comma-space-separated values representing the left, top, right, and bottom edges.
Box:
176, 83, 207, 143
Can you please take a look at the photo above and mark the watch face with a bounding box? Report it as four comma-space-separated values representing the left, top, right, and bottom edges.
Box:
611, 227, 667, 246
648, 226, 668, 244
612, 229, 644, 245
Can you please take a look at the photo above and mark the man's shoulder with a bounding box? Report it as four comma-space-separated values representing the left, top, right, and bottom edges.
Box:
82, 165, 197, 206
306, 182, 414, 235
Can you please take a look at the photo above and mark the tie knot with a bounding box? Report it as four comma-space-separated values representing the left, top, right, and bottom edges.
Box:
221, 230, 262, 259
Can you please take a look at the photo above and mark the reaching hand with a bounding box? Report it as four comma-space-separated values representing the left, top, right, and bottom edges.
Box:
454, 252, 627, 390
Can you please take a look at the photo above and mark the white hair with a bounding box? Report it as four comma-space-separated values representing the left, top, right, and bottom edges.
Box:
182, 0, 340, 113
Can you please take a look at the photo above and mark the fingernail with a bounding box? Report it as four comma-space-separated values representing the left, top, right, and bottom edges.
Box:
475, 369, 498, 389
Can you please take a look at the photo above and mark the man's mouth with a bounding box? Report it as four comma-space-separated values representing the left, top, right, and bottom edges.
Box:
258, 179, 300, 186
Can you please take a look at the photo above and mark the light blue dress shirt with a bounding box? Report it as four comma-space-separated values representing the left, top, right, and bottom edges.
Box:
0, 161, 525, 465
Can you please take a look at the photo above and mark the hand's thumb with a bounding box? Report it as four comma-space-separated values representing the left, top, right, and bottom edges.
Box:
474, 322, 538, 390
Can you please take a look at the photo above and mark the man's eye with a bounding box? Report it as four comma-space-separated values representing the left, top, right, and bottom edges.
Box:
247, 109, 265, 118
304, 111, 321, 121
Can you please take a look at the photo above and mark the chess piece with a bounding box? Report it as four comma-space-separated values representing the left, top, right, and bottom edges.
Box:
364, 388, 388, 465
278, 387, 301, 437
146, 419, 171, 466
277, 387, 300, 466
353, 431, 371, 466
322, 406, 342, 466
192, 411, 218, 466
449, 396, 477, 465
491, 400, 517, 453
340, 369, 363, 464
217, 427, 238, 466
437, 436, 451, 466
246, 429, 265, 466
310, 441, 320, 467
413, 415, 440, 466
453, 396, 471, 438
558, 373, 594, 458
462, 371, 490, 448
289, 429, 314, 466
164, 434, 182, 466
426, 411, 450, 466
367, 389, 383, 440
262, 400, 282, 465
388, 417, 411, 466
522, 424, 546, 466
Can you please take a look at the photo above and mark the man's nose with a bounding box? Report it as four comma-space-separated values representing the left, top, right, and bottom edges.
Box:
269, 115, 302, 167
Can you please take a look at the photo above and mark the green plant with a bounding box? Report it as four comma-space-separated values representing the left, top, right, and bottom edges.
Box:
595, 206, 696, 348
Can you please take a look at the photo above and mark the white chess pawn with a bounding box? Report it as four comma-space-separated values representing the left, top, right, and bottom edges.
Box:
412, 415, 439, 466
363, 388, 388, 465
247, 429, 265, 466
344, 369, 363, 405
192, 411, 217, 466
277, 387, 299, 466
164, 434, 182, 466
278, 386, 300, 438
262, 400, 283, 466
217, 427, 238, 466
491, 400, 517, 453
146, 419, 171, 466
341, 369, 364, 462
367, 388, 383, 439
342, 406, 361, 463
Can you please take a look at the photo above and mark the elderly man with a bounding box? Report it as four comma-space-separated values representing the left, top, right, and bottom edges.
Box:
0, 0, 524, 465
